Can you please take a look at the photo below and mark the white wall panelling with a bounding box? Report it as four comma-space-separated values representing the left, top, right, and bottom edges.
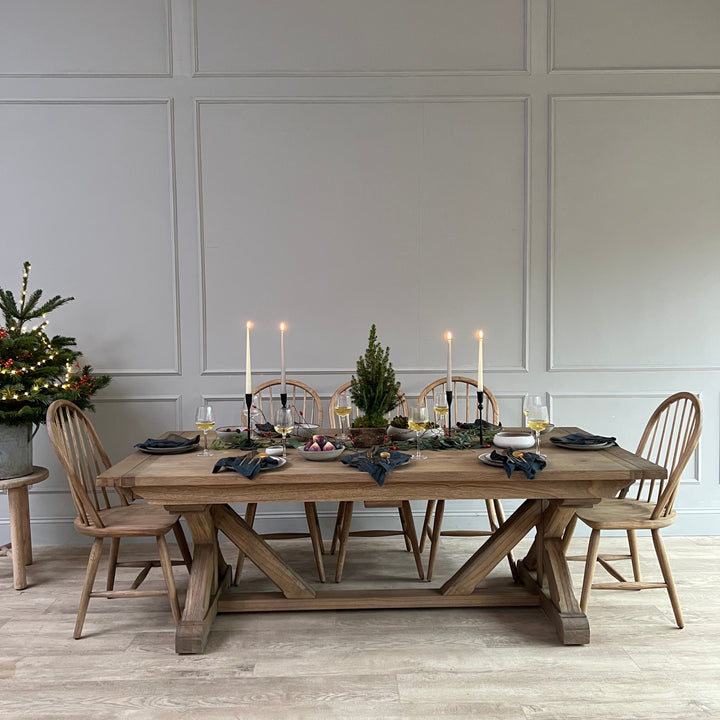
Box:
550, 0, 720, 72
549, 95, 720, 372
1, 0, 719, 543
0, 100, 181, 376
197, 98, 529, 378
193, 0, 528, 76
0, 0, 172, 77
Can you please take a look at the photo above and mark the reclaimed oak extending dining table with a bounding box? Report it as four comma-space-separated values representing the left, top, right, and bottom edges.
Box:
97, 427, 666, 654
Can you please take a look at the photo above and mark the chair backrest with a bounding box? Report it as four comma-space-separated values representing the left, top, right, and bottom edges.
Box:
328, 380, 408, 429
46, 399, 122, 530
252, 379, 323, 428
628, 391, 702, 519
417, 376, 500, 426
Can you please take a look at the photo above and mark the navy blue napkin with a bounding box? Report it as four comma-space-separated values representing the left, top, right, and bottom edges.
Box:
212, 454, 281, 479
341, 449, 411, 487
551, 433, 616, 447
135, 433, 199, 450
491, 449, 546, 479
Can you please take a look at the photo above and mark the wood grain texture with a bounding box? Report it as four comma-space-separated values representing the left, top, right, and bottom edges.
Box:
1, 537, 719, 719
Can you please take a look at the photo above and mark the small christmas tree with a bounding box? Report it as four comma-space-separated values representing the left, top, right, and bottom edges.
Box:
0, 261, 110, 426
349, 324, 402, 428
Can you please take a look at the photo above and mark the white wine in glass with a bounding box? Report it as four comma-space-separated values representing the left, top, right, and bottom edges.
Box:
274, 407, 294, 458
527, 405, 549, 455
523, 395, 543, 425
433, 390, 449, 431
334, 392, 352, 441
195, 405, 215, 456
408, 406, 429, 460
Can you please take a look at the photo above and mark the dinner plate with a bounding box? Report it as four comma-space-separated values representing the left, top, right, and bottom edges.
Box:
478, 453, 505, 467
138, 443, 200, 455
552, 441, 614, 451
260, 456, 286, 470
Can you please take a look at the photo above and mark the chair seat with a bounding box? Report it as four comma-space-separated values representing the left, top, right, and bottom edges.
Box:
576, 499, 676, 531
75, 503, 180, 538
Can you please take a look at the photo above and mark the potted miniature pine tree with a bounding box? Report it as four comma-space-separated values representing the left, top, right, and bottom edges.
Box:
348, 324, 403, 447
0, 261, 110, 478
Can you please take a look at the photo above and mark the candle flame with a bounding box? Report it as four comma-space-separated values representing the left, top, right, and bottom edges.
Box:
446, 331, 452, 341
477, 330, 484, 340
280, 322, 286, 332
246, 321, 253, 329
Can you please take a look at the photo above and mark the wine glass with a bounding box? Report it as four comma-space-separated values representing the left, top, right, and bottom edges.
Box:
195, 405, 215, 457
274, 406, 294, 458
334, 392, 352, 441
408, 406, 429, 461
527, 404, 549, 456
523, 395, 543, 427
433, 390, 449, 432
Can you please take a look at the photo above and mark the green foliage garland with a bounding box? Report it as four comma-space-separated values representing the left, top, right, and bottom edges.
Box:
349, 324, 402, 428
0, 261, 110, 426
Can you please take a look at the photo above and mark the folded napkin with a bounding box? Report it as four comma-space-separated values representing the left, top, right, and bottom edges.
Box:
341, 449, 411, 487
255, 421, 280, 437
490, 449, 546, 480
135, 433, 199, 450
212, 454, 281, 479
551, 433, 616, 447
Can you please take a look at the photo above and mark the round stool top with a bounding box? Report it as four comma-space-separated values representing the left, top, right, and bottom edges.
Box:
0, 466, 49, 491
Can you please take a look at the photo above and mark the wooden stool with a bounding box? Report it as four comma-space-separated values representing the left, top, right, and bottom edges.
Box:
0, 466, 48, 590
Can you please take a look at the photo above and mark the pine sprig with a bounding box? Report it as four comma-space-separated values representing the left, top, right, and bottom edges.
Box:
349, 324, 402, 427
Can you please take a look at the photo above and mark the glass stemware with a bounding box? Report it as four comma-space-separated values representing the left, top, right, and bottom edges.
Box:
334, 392, 352, 441
195, 405, 215, 456
527, 404, 549, 456
523, 395, 543, 427
433, 390, 449, 433
408, 406, 429, 461
274, 406, 294, 458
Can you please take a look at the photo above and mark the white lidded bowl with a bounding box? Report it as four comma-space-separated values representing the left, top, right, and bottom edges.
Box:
492, 432, 535, 450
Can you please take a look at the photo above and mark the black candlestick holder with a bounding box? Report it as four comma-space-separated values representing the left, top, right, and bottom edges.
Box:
446, 389, 453, 433
477, 390, 485, 444
280, 391, 287, 409
245, 393, 253, 445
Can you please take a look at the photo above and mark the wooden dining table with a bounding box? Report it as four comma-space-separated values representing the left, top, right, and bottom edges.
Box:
97, 426, 666, 654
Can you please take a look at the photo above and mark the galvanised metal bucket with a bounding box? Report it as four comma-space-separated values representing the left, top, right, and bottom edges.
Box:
0, 423, 33, 479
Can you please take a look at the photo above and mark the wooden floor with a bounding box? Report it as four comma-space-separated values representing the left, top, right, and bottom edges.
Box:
1, 534, 718, 719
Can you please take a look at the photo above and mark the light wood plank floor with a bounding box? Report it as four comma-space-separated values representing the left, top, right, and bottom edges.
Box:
1, 534, 718, 719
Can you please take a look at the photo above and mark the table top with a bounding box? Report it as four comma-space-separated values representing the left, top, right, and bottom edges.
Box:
97, 428, 666, 506
0, 466, 49, 491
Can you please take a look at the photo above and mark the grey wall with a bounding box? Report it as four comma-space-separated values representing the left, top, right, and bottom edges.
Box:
1, 0, 719, 544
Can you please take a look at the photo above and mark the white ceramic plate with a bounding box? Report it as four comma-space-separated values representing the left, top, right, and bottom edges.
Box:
138, 443, 199, 455
478, 453, 505, 467
296, 446, 345, 461
261, 456, 286, 470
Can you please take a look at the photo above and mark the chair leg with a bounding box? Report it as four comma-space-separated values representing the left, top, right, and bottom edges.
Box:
106, 537, 120, 591
173, 521, 193, 573
652, 529, 684, 629
156, 534, 181, 625
334, 501, 354, 583
330, 503, 346, 555
580, 529, 601, 613
396, 506, 412, 552
425, 499, 445, 582
304, 502, 326, 583
233, 502, 258, 585
74, 538, 104, 639
627, 529, 641, 582
419, 500, 436, 553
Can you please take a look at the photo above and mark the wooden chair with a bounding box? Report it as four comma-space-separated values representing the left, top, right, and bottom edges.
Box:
417, 377, 515, 582
328, 381, 424, 583
233, 379, 326, 584
566, 391, 702, 627
45, 400, 192, 639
